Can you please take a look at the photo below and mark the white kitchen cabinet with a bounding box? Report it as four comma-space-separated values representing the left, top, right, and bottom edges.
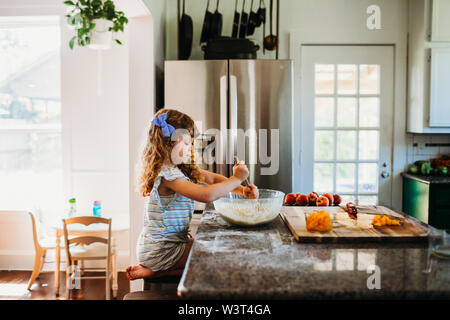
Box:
407, 0, 450, 133
431, 0, 450, 42
429, 48, 450, 126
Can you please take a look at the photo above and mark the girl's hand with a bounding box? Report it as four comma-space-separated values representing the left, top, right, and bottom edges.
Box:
243, 184, 259, 199
233, 161, 249, 181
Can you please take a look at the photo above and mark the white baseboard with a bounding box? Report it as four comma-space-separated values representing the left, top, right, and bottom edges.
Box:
0, 249, 130, 272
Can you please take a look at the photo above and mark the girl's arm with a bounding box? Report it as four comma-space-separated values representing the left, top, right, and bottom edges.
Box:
201, 169, 245, 195
162, 164, 249, 203
201, 169, 259, 199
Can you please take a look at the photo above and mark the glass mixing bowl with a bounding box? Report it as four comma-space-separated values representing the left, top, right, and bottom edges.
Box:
213, 189, 285, 226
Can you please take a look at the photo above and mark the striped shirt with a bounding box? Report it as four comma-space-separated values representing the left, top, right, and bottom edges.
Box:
137, 165, 194, 271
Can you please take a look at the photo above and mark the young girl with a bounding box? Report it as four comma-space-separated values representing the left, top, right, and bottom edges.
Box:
126, 109, 259, 280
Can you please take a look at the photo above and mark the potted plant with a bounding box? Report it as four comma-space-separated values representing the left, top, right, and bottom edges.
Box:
64, 0, 128, 50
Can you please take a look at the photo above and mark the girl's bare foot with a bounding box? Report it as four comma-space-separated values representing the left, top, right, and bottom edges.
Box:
126, 264, 154, 280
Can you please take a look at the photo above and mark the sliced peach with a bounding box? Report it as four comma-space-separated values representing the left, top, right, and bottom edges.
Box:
322, 193, 334, 206
316, 196, 329, 206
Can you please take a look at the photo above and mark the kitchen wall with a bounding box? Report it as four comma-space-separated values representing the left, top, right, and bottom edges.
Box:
406, 134, 450, 165
161, 0, 450, 210
0, 0, 154, 273
61, 12, 130, 270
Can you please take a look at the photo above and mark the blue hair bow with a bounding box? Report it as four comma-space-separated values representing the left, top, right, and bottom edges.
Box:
152, 113, 175, 138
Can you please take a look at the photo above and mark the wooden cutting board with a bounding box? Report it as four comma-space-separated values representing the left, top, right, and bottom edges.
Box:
280, 205, 430, 243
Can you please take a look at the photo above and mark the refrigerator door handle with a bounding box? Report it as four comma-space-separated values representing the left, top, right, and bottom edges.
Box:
229, 75, 238, 173
219, 75, 228, 176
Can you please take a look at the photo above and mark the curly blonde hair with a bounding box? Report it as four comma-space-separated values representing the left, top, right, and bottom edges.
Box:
138, 108, 203, 197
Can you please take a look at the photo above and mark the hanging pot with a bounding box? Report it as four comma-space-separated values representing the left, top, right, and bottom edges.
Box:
178, 0, 193, 60
247, 0, 258, 36
239, 0, 248, 39
232, 0, 240, 38
256, 0, 265, 27
200, 0, 213, 44
88, 18, 113, 50
210, 0, 223, 39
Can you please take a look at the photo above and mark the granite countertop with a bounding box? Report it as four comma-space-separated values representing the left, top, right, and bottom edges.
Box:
178, 208, 450, 299
402, 172, 450, 184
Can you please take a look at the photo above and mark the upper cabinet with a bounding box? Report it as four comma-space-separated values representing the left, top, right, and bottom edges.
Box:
431, 0, 450, 41
429, 48, 450, 127
407, 0, 450, 133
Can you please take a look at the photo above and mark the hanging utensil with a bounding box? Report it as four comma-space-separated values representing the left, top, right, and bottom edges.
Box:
178, 0, 193, 60
275, 0, 279, 58
255, 0, 265, 27
232, 0, 240, 38
246, 0, 258, 36
239, 0, 248, 39
200, 0, 213, 44
259, 0, 266, 53
263, 0, 277, 51
210, 0, 223, 39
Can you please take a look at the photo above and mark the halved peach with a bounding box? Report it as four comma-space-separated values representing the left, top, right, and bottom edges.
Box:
316, 196, 329, 206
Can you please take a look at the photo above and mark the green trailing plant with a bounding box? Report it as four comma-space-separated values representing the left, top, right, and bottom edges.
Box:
64, 0, 128, 49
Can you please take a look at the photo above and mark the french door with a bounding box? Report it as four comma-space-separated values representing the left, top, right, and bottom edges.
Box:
301, 46, 394, 206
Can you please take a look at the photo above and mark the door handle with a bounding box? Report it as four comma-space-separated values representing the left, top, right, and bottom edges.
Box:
219, 75, 228, 176
229, 75, 238, 174
381, 170, 390, 179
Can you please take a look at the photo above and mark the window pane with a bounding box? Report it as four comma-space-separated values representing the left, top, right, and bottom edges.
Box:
0, 132, 62, 211
315, 64, 334, 94
337, 130, 356, 160
337, 64, 356, 95
337, 98, 356, 127
358, 196, 378, 206
358, 163, 378, 193
336, 163, 355, 193
314, 163, 334, 193
315, 98, 334, 127
359, 130, 379, 160
340, 195, 356, 204
0, 20, 61, 126
359, 98, 379, 127
359, 65, 379, 94
314, 130, 334, 160
0, 17, 62, 217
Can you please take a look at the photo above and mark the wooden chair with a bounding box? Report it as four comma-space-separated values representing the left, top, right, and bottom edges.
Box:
62, 216, 114, 300
0, 210, 57, 291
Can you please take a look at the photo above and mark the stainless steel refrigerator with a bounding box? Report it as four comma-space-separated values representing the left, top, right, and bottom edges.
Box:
164, 60, 293, 194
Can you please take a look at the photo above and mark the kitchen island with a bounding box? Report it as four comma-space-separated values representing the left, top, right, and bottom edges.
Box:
178, 206, 450, 299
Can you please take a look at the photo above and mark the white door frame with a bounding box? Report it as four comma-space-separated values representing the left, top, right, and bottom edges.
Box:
289, 31, 407, 210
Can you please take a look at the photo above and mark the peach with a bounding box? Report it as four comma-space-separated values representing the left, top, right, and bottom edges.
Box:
284, 193, 297, 205
308, 192, 319, 205
322, 193, 334, 206
296, 194, 309, 206
333, 194, 342, 205
316, 196, 329, 206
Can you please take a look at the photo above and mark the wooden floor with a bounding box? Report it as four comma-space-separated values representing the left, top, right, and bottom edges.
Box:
0, 214, 201, 300
0, 270, 131, 300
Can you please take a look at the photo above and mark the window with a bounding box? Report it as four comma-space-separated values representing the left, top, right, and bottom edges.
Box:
313, 64, 381, 205
0, 16, 62, 217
